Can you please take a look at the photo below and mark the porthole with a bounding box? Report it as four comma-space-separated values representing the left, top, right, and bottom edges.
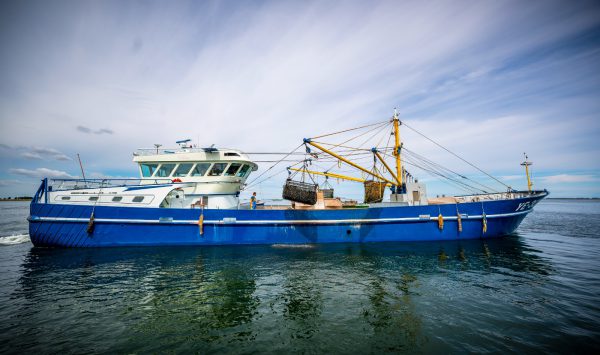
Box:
112, 196, 123, 202
132, 196, 144, 203
89, 196, 99, 201
61, 196, 70, 200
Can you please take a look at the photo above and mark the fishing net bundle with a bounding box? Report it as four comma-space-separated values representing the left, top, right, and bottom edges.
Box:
282, 179, 319, 205
363, 180, 386, 203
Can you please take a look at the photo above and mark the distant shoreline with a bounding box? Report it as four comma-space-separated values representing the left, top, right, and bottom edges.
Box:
546, 197, 600, 200
1, 197, 598, 202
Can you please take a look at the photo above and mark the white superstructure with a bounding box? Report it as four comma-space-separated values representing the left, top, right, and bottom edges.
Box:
132, 141, 258, 208
46, 140, 258, 209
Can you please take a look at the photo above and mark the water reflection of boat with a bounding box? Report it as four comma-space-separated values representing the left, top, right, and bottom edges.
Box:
28, 115, 547, 247
8, 237, 553, 351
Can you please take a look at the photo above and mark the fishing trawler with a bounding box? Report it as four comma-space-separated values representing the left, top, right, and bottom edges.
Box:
28, 113, 547, 247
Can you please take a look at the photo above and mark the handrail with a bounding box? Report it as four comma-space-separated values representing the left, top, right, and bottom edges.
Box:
31, 178, 47, 205
47, 178, 175, 192
133, 147, 249, 157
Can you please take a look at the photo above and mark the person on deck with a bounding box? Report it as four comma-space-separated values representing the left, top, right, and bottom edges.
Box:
250, 192, 257, 210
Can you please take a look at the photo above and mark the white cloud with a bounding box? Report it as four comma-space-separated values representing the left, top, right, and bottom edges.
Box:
76, 126, 114, 135
0, 179, 23, 187
20, 152, 43, 160
15, 146, 73, 161
87, 172, 136, 179
500, 175, 525, 181
541, 174, 599, 184
9, 168, 77, 179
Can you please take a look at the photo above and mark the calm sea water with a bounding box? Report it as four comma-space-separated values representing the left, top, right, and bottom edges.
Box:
0, 200, 599, 353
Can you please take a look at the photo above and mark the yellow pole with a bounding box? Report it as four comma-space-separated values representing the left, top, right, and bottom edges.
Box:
520, 153, 533, 193
393, 111, 403, 190
304, 140, 396, 185
289, 168, 393, 186
373, 150, 401, 185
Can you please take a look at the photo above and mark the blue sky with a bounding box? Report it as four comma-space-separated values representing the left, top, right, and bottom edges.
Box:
0, 0, 599, 199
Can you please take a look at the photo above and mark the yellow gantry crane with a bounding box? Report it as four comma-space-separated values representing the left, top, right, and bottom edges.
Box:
287, 167, 394, 186
299, 110, 405, 192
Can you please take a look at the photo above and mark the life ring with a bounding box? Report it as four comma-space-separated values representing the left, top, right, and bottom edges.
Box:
172, 178, 182, 183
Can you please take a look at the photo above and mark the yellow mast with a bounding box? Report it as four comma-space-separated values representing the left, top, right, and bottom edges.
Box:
392, 110, 403, 191
520, 153, 533, 193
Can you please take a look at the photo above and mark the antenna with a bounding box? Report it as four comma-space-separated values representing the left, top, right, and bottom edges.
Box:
520, 152, 533, 193
154, 143, 162, 154
77, 153, 87, 183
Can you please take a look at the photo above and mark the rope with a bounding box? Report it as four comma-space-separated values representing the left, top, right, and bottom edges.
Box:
310, 120, 388, 139
87, 179, 105, 235
401, 121, 510, 189
356, 122, 391, 150
245, 160, 304, 190
391, 147, 491, 193
310, 142, 372, 152
401, 148, 499, 193
320, 121, 389, 152
245, 143, 304, 188
399, 149, 496, 193
393, 153, 485, 194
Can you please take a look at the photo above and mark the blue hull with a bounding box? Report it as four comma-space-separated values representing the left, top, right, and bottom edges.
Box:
28, 192, 547, 248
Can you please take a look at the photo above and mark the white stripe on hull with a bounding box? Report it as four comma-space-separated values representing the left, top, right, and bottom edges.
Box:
28, 209, 530, 226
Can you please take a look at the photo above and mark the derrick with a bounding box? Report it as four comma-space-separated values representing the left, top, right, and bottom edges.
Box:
244, 109, 517, 206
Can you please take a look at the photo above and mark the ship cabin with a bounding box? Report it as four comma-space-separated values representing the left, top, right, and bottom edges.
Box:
132, 141, 258, 209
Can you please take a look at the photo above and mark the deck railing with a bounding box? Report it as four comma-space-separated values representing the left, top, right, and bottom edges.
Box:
133, 147, 241, 156
47, 178, 173, 191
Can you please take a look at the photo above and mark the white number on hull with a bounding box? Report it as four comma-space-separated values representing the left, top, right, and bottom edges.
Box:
515, 200, 538, 211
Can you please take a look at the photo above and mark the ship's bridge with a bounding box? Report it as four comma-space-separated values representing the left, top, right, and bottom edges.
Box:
132, 143, 258, 208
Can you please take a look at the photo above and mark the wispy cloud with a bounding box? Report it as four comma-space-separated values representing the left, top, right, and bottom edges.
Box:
500, 175, 525, 181
87, 172, 136, 179
76, 126, 114, 135
0, 179, 23, 187
13, 146, 73, 161
541, 174, 599, 183
20, 152, 43, 160
8, 168, 77, 179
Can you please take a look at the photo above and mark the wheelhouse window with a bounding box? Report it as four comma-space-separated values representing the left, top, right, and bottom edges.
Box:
140, 163, 158, 177
236, 164, 251, 177
173, 163, 194, 177
190, 163, 211, 176
132, 196, 144, 203
208, 163, 228, 176
224, 163, 242, 176
155, 163, 176, 177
